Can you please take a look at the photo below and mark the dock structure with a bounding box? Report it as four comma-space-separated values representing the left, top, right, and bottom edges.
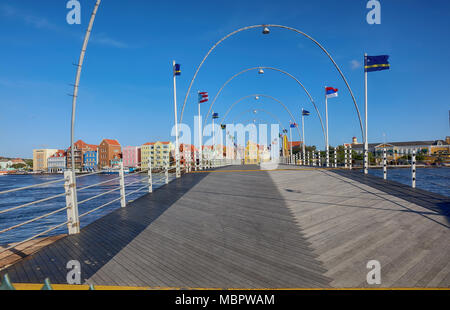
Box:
1, 165, 449, 288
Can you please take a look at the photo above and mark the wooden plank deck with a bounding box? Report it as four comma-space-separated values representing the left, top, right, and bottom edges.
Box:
1, 165, 449, 288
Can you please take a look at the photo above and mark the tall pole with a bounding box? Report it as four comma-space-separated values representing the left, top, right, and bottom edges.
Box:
173, 60, 180, 178
198, 93, 203, 170
302, 109, 306, 165
289, 126, 293, 164
364, 53, 369, 174
70, 0, 101, 174
212, 117, 215, 160
325, 90, 330, 168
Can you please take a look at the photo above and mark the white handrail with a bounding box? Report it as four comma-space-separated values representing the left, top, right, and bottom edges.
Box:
0, 206, 68, 235
77, 186, 121, 205
0, 178, 66, 195
0, 192, 66, 215
0, 221, 69, 255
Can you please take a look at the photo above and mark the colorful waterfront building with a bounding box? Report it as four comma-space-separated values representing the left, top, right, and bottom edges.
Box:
47, 150, 66, 173
141, 141, 174, 168
98, 139, 121, 169
179, 144, 197, 165
0, 160, 13, 170
66, 140, 98, 171
33, 149, 58, 172
244, 141, 259, 164
83, 150, 98, 172
123, 146, 141, 168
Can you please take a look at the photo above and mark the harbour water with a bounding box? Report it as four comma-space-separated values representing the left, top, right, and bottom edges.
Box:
368, 167, 450, 197
0, 173, 173, 245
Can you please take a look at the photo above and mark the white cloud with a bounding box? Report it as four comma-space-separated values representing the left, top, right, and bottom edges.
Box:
350, 60, 362, 70
90, 33, 130, 49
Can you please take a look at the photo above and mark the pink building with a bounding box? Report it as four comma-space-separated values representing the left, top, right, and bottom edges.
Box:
122, 146, 141, 168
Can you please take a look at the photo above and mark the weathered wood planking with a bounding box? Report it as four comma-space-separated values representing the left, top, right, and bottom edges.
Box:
1, 165, 448, 288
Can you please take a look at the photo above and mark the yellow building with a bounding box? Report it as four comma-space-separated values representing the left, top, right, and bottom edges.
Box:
33, 149, 58, 172
244, 141, 260, 164
141, 141, 174, 168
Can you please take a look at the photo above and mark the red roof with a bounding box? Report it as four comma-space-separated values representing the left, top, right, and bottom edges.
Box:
102, 139, 121, 146
143, 142, 155, 146
68, 140, 98, 151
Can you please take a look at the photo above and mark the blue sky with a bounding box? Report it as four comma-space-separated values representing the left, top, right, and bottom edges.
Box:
0, 0, 449, 158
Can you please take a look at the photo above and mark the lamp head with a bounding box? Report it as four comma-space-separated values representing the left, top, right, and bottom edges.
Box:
262, 26, 270, 34
258, 68, 264, 74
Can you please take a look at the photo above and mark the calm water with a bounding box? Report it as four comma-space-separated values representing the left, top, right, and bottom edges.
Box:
0, 173, 174, 245
368, 167, 450, 197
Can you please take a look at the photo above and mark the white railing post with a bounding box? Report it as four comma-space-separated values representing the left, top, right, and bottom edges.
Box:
148, 159, 153, 193
165, 160, 169, 184
383, 148, 387, 180
318, 151, 321, 167
345, 145, 348, 169
334, 149, 337, 168
307, 152, 310, 166
119, 162, 126, 208
349, 145, 352, 170
412, 150, 416, 188
64, 170, 80, 235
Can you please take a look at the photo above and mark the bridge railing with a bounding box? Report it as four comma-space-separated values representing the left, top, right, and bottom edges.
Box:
0, 156, 234, 254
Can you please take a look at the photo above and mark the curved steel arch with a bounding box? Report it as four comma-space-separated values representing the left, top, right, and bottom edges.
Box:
179, 24, 364, 143
220, 94, 301, 138
204, 66, 325, 143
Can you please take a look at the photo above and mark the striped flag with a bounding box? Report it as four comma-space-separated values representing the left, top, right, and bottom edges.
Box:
198, 92, 209, 103
326, 87, 338, 99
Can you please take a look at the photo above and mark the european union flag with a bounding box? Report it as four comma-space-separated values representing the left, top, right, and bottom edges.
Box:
365, 55, 390, 72
174, 64, 181, 76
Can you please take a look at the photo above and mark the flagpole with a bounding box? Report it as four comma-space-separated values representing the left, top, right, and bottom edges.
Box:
198, 92, 203, 170
325, 87, 329, 168
212, 116, 215, 161
173, 60, 180, 178
302, 109, 306, 165
289, 125, 293, 164
364, 53, 369, 174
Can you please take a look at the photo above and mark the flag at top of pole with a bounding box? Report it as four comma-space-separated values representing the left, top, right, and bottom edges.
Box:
174, 63, 181, 76
289, 122, 298, 128
325, 87, 338, 99
198, 92, 209, 103
365, 55, 390, 72
302, 109, 311, 116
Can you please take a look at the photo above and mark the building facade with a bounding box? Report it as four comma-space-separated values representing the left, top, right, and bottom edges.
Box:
47, 150, 66, 173
122, 146, 141, 168
141, 141, 174, 168
0, 160, 13, 170
83, 150, 98, 172
66, 140, 98, 171
98, 139, 121, 169
244, 141, 260, 164
33, 149, 58, 172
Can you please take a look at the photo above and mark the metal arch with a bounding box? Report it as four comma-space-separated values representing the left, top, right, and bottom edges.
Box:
179, 24, 364, 144
203, 66, 326, 143
219, 94, 302, 138
70, 0, 101, 173
230, 108, 284, 127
